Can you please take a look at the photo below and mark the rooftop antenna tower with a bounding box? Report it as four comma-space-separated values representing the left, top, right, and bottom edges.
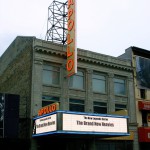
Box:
46, 0, 68, 45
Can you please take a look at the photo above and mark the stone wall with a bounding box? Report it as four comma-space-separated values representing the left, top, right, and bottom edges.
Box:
0, 36, 34, 139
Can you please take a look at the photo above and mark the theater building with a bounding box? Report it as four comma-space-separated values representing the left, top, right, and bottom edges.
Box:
0, 36, 138, 149
119, 47, 150, 150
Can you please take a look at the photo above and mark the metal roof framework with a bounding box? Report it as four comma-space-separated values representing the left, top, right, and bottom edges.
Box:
46, 0, 68, 45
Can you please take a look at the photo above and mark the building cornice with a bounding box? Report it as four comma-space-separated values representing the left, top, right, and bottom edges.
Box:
34, 46, 66, 57
34, 39, 132, 72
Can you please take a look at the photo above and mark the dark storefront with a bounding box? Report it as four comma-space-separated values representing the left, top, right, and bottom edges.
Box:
138, 101, 150, 150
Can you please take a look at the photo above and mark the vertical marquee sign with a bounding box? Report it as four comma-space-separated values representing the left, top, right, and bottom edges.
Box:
67, 0, 77, 77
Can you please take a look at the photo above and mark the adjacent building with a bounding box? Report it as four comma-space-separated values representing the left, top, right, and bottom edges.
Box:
119, 46, 150, 150
0, 36, 138, 149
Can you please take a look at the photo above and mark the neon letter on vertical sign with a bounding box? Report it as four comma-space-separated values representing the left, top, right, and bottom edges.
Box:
66, 0, 77, 77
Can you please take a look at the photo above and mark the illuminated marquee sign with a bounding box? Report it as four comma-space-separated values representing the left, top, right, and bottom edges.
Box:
33, 114, 56, 135
38, 102, 59, 116
32, 111, 129, 137
67, 0, 77, 77
62, 114, 128, 133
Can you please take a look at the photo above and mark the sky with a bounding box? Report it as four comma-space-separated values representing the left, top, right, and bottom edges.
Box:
0, 0, 150, 57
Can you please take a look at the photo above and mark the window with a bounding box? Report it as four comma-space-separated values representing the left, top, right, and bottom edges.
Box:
140, 89, 146, 99
92, 72, 106, 93
69, 99, 84, 112
142, 110, 148, 127
115, 104, 126, 111
114, 78, 126, 95
69, 70, 84, 89
93, 101, 107, 114
42, 64, 60, 85
42, 95, 59, 107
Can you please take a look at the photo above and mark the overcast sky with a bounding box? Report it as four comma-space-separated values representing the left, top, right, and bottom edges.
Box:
0, 0, 150, 57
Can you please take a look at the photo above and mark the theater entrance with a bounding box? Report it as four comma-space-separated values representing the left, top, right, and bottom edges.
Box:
36, 137, 91, 150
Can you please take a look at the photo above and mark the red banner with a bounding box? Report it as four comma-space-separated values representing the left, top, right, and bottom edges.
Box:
138, 101, 150, 110
138, 127, 150, 142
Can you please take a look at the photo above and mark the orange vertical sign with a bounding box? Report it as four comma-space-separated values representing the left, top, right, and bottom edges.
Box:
66, 0, 77, 77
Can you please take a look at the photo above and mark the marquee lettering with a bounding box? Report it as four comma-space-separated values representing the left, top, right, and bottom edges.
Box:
68, 20, 74, 31
68, 8, 73, 20
66, 0, 76, 76
67, 59, 74, 71
38, 103, 59, 116
67, 46, 73, 57
68, 0, 74, 9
